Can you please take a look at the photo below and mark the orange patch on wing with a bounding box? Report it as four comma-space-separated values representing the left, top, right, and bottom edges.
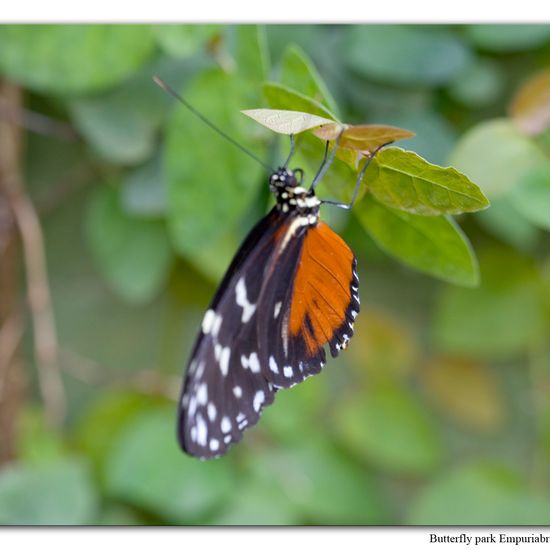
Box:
289, 222, 354, 355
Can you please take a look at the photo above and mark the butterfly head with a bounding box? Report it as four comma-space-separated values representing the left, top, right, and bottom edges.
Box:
269, 167, 300, 191
269, 167, 321, 217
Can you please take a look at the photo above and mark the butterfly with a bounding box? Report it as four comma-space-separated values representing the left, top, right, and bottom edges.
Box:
176, 131, 384, 459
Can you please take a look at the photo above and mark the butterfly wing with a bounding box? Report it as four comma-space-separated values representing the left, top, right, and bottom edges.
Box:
257, 221, 359, 388
179, 209, 359, 459
179, 207, 288, 458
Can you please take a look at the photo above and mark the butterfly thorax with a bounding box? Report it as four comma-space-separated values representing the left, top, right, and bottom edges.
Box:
269, 167, 321, 224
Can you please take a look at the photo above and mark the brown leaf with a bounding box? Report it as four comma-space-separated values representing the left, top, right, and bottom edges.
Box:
313, 123, 415, 153
509, 69, 550, 136
348, 309, 419, 381
421, 356, 505, 432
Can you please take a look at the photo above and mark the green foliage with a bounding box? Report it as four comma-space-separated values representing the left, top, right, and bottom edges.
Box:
450, 119, 547, 199
4, 23, 550, 527
512, 164, 550, 230
0, 459, 97, 525
86, 185, 173, 304
433, 247, 548, 360
154, 25, 221, 58
364, 147, 489, 215
356, 196, 479, 287
408, 462, 550, 524
345, 25, 472, 86
465, 24, 550, 52
279, 44, 339, 116
336, 382, 444, 475
0, 25, 155, 94
264, 82, 338, 120
105, 409, 236, 523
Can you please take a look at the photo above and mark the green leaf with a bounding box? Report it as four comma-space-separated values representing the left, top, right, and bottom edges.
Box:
121, 153, 167, 217
512, 163, 550, 230
70, 56, 202, 165
105, 409, 236, 523
345, 25, 472, 86
280, 44, 339, 116
364, 147, 489, 215
263, 82, 338, 120
214, 479, 301, 525
465, 24, 550, 53
477, 196, 539, 251
0, 25, 154, 95
73, 390, 166, 474
448, 57, 504, 108
432, 247, 548, 360
0, 458, 97, 525
235, 25, 270, 85
16, 408, 66, 466
381, 108, 457, 167
154, 24, 221, 58
449, 119, 547, 199
408, 461, 550, 524
355, 195, 480, 287
86, 185, 173, 304
336, 382, 444, 475
246, 441, 386, 524
241, 108, 335, 135
165, 69, 266, 257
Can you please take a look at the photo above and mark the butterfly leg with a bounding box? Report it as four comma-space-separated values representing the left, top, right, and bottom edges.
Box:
321, 143, 390, 210
310, 130, 345, 191
283, 134, 296, 168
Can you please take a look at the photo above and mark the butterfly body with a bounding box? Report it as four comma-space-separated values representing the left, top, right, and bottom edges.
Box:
178, 167, 359, 459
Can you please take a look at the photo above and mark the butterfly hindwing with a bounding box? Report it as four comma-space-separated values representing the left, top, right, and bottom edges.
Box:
258, 221, 359, 389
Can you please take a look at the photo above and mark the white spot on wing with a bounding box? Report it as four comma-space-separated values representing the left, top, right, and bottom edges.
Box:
196, 383, 207, 405
283, 366, 293, 378
201, 309, 216, 334
233, 386, 242, 398
196, 414, 207, 446
209, 438, 219, 452
274, 302, 282, 319
212, 314, 222, 337
241, 352, 261, 373
221, 416, 232, 433
253, 391, 265, 412
235, 277, 256, 323
269, 356, 279, 374
219, 346, 230, 376
207, 402, 217, 421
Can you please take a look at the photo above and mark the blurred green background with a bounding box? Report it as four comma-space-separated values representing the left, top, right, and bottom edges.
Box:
0, 24, 550, 526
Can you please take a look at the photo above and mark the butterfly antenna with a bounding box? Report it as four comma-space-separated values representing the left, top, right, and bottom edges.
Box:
154, 76, 272, 172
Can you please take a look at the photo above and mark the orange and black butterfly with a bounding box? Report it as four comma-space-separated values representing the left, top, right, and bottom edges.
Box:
155, 78, 381, 459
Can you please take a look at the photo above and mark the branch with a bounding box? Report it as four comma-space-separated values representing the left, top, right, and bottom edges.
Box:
0, 81, 66, 427
59, 348, 180, 401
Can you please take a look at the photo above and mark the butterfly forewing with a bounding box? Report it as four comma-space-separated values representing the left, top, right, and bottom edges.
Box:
179, 208, 285, 458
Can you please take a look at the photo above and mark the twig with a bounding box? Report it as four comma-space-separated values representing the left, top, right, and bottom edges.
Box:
59, 348, 180, 401
0, 314, 24, 402
0, 98, 77, 141
0, 81, 66, 427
